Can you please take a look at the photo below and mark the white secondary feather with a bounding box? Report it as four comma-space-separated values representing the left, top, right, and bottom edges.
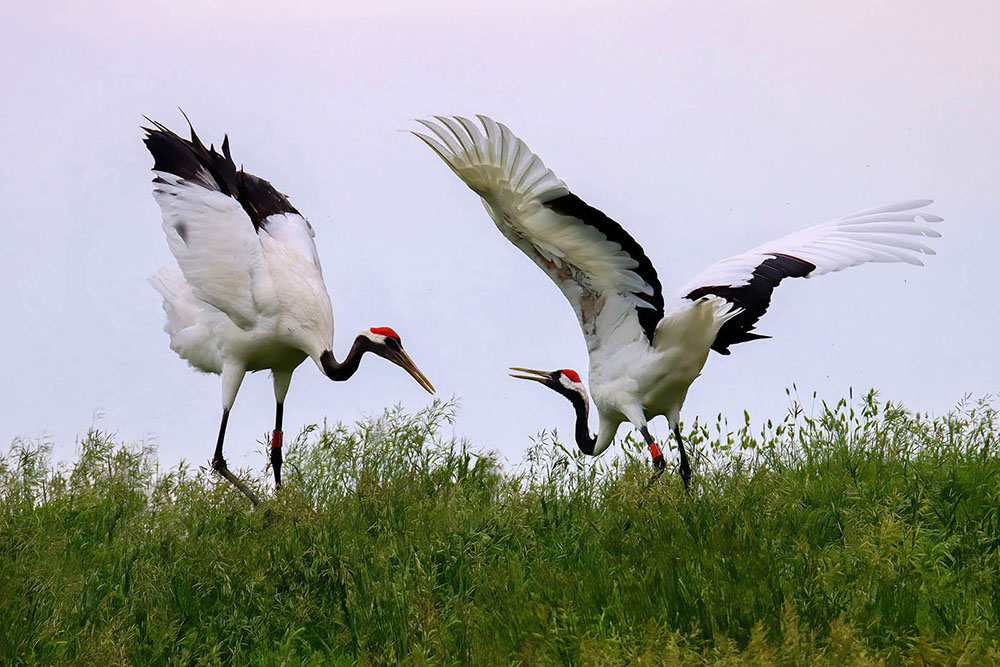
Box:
153, 172, 274, 330
258, 213, 334, 355
413, 115, 662, 352
677, 200, 942, 296
259, 212, 323, 273
150, 173, 334, 370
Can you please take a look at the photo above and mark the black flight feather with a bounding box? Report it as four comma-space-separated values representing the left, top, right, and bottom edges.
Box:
686, 253, 816, 355
541, 193, 665, 343
142, 116, 299, 232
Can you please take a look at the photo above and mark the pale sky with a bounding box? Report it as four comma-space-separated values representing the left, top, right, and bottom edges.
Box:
2, 0, 998, 470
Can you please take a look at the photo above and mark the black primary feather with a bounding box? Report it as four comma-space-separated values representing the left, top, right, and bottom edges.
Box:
541, 193, 665, 342
686, 253, 816, 355
142, 116, 299, 231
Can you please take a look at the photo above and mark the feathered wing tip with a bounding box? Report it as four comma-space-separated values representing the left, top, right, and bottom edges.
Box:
677, 200, 944, 355
681, 199, 944, 297
805, 199, 943, 272
142, 113, 240, 197
411, 115, 569, 208
836, 198, 937, 220
759, 199, 943, 278
142, 114, 300, 230
413, 114, 666, 343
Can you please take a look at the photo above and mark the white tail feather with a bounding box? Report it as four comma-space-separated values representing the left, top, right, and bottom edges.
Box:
149, 264, 223, 374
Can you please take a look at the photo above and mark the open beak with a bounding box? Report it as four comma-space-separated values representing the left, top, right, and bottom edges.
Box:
509, 366, 552, 385
390, 348, 435, 394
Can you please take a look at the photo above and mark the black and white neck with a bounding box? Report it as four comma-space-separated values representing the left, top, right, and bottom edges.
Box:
510, 367, 596, 456
318, 327, 435, 395
558, 384, 597, 456
319, 334, 376, 382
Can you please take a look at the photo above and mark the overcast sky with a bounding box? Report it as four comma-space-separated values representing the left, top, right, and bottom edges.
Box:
2, 0, 997, 471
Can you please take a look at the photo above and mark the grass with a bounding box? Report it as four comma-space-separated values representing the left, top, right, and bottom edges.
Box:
3, 391, 1000, 664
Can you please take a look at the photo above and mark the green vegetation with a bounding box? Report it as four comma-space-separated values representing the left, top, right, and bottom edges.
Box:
3, 392, 1000, 664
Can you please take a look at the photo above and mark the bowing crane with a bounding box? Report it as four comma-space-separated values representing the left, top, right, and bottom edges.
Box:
414, 114, 940, 489
145, 117, 434, 504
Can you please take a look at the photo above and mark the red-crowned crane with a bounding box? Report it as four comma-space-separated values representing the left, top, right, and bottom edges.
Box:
144, 117, 434, 504
413, 115, 940, 489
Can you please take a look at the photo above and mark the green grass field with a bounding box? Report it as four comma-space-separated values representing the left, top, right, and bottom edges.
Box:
3, 392, 1000, 664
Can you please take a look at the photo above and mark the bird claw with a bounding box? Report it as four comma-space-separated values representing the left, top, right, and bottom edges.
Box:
210, 456, 260, 506
679, 459, 692, 493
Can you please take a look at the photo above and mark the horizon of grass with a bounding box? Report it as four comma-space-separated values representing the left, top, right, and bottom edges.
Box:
3, 390, 1000, 664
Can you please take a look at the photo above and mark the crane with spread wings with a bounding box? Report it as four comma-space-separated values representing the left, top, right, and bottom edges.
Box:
414, 115, 940, 489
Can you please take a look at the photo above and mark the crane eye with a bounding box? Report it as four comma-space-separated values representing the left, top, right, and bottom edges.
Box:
384, 336, 401, 350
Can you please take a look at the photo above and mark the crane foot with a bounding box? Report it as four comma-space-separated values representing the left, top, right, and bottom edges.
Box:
211, 456, 260, 506
679, 458, 692, 493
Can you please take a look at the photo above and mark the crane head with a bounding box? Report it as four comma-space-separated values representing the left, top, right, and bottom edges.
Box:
364, 327, 435, 394
508, 367, 588, 401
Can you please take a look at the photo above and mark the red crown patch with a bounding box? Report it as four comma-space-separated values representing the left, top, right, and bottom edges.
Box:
370, 327, 400, 340
559, 369, 582, 383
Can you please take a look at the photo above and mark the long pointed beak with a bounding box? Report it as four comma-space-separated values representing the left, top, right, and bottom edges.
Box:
391, 349, 435, 394
509, 366, 551, 384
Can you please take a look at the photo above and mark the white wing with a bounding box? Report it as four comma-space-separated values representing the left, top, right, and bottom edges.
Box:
414, 115, 664, 352
672, 200, 942, 354
144, 120, 306, 331
152, 173, 270, 329
259, 211, 323, 275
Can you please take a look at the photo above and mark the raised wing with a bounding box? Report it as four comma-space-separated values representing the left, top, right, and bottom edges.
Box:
673, 200, 942, 354
143, 118, 304, 329
414, 115, 663, 351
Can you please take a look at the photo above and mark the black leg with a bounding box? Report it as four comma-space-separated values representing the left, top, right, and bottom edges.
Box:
271, 402, 284, 490
673, 425, 691, 492
212, 408, 230, 466
640, 426, 666, 488
211, 408, 260, 506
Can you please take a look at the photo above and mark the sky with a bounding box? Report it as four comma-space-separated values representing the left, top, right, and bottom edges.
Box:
2, 0, 998, 472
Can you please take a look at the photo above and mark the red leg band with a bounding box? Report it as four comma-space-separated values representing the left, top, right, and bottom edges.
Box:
271, 430, 283, 448
648, 441, 662, 459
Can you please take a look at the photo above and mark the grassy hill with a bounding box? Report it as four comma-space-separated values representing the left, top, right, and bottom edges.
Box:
3, 393, 1000, 664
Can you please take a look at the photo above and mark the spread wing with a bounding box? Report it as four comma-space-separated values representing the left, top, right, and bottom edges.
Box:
143, 118, 306, 329
673, 200, 942, 354
414, 115, 663, 352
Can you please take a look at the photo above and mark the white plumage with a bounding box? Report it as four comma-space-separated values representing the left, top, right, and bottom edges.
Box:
149, 262, 224, 374
415, 114, 941, 488
677, 200, 941, 296
145, 118, 433, 503
151, 171, 332, 378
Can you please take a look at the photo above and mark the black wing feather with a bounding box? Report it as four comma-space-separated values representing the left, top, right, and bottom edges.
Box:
542, 193, 665, 342
686, 253, 816, 355
142, 117, 299, 232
